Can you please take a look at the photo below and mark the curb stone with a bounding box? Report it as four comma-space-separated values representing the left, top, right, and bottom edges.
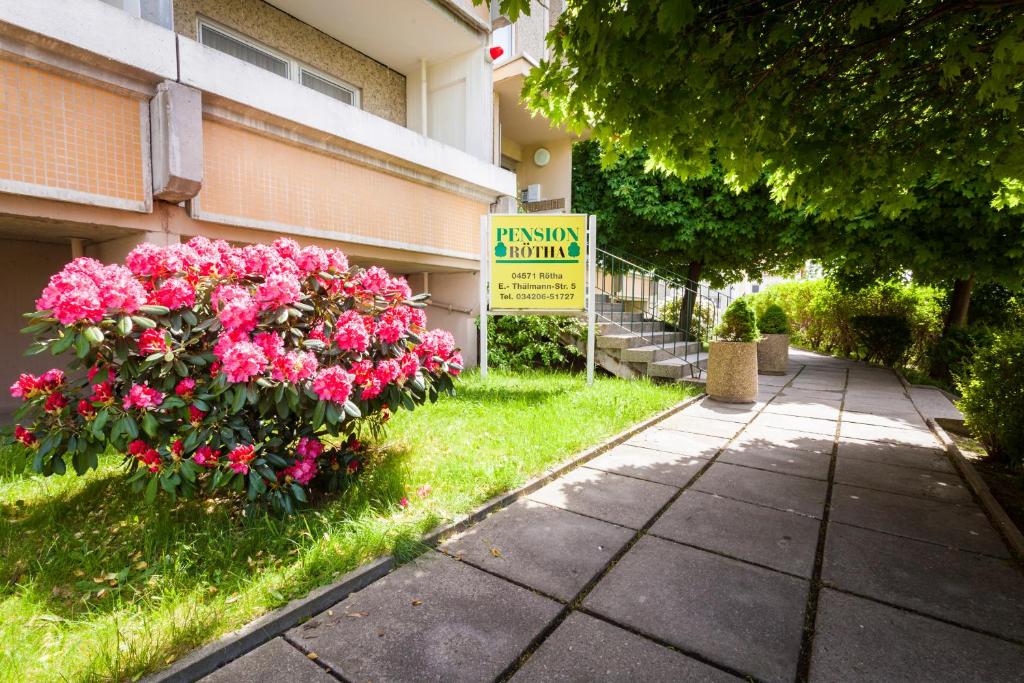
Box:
144, 392, 705, 682
927, 418, 1024, 565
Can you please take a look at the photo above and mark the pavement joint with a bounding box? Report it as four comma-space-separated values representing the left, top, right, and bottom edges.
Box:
795, 365, 847, 682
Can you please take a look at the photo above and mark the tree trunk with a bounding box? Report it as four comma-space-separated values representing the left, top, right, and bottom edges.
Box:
677, 261, 703, 340
945, 275, 975, 331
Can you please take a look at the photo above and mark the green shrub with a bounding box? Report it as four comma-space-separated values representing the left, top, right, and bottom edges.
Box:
486, 315, 584, 370
759, 304, 789, 334
751, 278, 943, 363
658, 296, 715, 340
850, 314, 913, 367
958, 329, 1024, 468
716, 298, 759, 342
927, 325, 994, 385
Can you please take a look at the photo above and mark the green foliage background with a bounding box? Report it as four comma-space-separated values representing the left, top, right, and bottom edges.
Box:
485, 315, 584, 370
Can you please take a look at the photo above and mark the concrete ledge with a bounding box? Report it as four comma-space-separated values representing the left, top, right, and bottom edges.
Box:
928, 418, 1024, 564
177, 36, 516, 200
145, 392, 704, 682
0, 0, 177, 81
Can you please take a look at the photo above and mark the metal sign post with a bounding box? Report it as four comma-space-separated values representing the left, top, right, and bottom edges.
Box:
479, 213, 596, 385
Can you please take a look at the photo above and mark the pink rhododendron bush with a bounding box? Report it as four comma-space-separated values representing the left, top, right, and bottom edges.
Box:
8, 236, 462, 514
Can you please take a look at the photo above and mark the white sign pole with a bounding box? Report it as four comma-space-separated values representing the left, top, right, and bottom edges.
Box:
479, 214, 489, 380
586, 215, 597, 386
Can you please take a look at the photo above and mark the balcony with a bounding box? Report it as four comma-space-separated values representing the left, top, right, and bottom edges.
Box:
0, 0, 516, 269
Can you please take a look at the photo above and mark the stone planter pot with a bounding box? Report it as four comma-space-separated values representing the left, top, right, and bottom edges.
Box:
757, 333, 789, 375
706, 341, 759, 403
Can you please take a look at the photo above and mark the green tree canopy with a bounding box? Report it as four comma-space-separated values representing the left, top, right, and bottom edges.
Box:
489, 0, 1024, 218
574, 139, 809, 289
816, 177, 1024, 326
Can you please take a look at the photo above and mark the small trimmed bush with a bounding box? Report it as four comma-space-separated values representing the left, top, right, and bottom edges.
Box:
716, 298, 759, 342
758, 304, 790, 335
850, 314, 912, 367
486, 315, 583, 370
958, 329, 1024, 468
927, 325, 993, 385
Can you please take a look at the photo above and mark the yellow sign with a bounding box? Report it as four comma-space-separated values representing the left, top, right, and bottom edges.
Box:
488, 214, 587, 311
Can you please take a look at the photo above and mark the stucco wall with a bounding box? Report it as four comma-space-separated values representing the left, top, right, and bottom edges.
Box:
0, 240, 72, 414
517, 139, 572, 210
173, 0, 407, 126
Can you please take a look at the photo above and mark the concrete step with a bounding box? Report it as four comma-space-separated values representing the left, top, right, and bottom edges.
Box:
620, 343, 701, 363
596, 312, 646, 323
596, 331, 691, 350
647, 357, 707, 379
598, 320, 672, 336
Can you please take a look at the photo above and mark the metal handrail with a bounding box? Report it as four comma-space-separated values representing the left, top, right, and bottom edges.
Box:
594, 249, 734, 378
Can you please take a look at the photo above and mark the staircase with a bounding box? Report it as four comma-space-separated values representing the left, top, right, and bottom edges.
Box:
571, 250, 734, 381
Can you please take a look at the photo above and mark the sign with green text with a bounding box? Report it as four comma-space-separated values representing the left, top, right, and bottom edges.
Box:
488, 214, 587, 311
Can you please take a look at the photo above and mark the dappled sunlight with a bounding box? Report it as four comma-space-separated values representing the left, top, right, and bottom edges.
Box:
0, 369, 694, 682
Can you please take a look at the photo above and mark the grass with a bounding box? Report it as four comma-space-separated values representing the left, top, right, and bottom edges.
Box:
0, 370, 695, 682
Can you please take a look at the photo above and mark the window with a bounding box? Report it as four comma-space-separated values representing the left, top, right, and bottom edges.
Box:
300, 69, 355, 107
198, 18, 360, 108
491, 24, 514, 65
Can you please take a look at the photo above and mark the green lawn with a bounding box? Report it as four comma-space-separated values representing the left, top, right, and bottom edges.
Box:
0, 370, 695, 682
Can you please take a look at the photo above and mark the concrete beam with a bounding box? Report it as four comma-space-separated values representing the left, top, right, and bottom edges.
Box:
151, 81, 204, 203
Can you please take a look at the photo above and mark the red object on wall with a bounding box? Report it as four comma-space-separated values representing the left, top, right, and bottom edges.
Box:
489, 46, 504, 61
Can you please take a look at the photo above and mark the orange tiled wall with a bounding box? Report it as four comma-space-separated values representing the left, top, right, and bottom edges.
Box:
199, 121, 485, 255
0, 59, 146, 205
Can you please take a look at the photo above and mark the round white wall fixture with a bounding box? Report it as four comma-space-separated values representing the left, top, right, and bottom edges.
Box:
533, 147, 551, 167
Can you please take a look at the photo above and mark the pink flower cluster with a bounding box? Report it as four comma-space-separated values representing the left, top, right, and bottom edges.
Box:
37, 258, 146, 325
10, 369, 64, 400
193, 445, 221, 468
283, 436, 322, 485
123, 383, 164, 411
312, 366, 354, 404
128, 439, 162, 472
416, 329, 463, 374
228, 444, 256, 474
138, 329, 167, 355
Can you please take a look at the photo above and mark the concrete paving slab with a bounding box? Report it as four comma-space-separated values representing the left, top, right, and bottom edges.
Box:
830, 484, 1009, 557
511, 611, 739, 683
910, 386, 963, 421
840, 409, 928, 431
626, 427, 729, 458
693, 462, 828, 517
678, 401, 759, 423
718, 442, 831, 480
810, 589, 1024, 683
440, 499, 633, 601
658, 413, 743, 438
527, 466, 677, 529
584, 536, 808, 683
834, 457, 971, 503
840, 421, 939, 449
733, 425, 836, 454
200, 638, 333, 683
757, 373, 795, 386
823, 523, 1024, 640
752, 413, 838, 436
836, 437, 954, 472
842, 399, 919, 418
651, 490, 821, 577
784, 385, 845, 398
584, 443, 707, 488
775, 388, 843, 401
764, 400, 841, 421
288, 552, 560, 683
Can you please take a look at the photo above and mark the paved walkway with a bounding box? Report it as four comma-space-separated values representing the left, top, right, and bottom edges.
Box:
203, 349, 1024, 683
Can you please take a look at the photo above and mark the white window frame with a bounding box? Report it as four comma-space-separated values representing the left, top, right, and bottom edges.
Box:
197, 17, 361, 109
491, 23, 515, 65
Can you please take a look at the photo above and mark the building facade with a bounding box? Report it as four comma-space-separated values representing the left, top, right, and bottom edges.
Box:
0, 0, 572, 411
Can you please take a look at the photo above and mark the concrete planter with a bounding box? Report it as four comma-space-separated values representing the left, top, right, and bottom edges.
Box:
757, 333, 790, 375
707, 341, 759, 403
